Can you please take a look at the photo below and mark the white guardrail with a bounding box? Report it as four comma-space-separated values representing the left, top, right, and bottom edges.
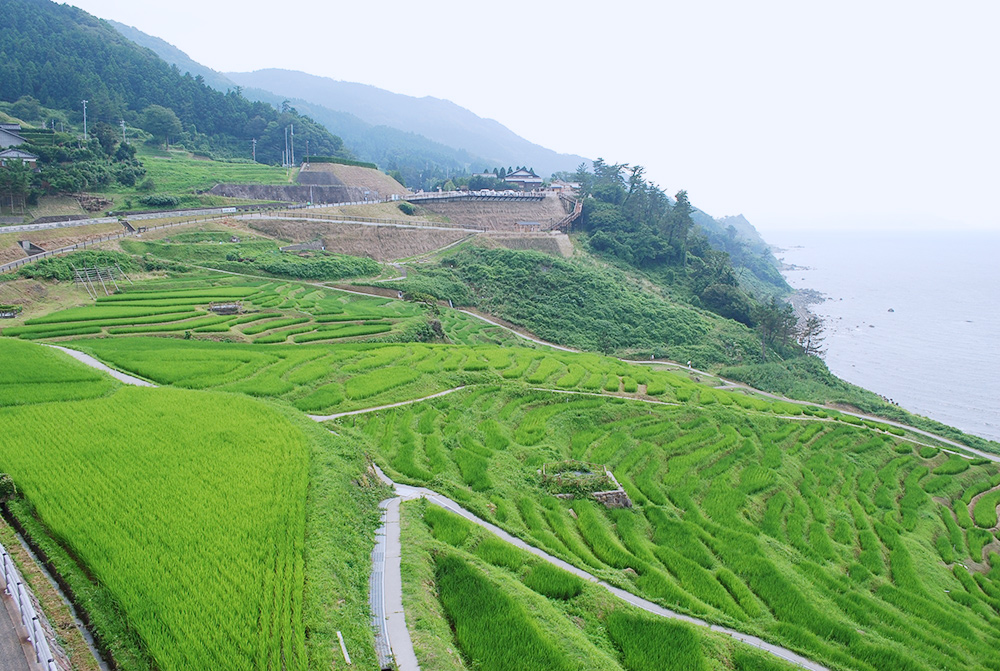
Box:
1, 541, 58, 670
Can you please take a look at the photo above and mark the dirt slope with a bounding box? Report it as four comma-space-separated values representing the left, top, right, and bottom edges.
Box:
298, 163, 407, 197
416, 193, 569, 231
249, 219, 469, 261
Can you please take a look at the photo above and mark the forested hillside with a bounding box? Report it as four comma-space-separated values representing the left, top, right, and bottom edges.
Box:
575, 159, 787, 302
0, 0, 346, 164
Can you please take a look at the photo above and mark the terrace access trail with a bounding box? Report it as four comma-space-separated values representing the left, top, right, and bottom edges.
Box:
46, 345, 156, 387
307, 386, 466, 422
368, 465, 829, 671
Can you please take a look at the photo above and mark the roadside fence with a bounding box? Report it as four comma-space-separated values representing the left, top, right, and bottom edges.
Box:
0, 215, 229, 274
262, 210, 485, 231
1, 541, 58, 671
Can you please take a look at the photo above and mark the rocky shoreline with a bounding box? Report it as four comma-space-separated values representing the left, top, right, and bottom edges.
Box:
787, 287, 825, 326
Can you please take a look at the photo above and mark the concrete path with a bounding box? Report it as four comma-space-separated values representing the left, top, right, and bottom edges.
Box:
308, 387, 466, 422
371, 466, 828, 671
456, 309, 577, 352
0, 595, 30, 671
45, 345, 156, 387
370, 498, 421, 671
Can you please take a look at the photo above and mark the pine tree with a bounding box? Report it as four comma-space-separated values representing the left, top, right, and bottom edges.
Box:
798, 315, 826, 356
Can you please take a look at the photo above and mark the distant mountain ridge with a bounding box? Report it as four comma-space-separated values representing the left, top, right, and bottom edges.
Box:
106, 22, 587, 179
106, 22, 558, 187
107, 20, 239, 94
103, 18, 780, 282
225, 69, 590, 177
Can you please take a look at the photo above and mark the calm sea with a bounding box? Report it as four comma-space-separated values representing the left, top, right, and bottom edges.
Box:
770, 229, 1000, 443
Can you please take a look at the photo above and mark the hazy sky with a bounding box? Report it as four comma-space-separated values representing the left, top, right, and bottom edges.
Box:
67, 0, 999, 234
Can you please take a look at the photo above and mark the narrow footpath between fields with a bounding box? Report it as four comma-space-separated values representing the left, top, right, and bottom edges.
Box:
46, 346, 156, 387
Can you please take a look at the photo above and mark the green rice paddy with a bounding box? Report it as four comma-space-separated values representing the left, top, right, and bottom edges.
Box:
354, 387, 1000, 671
2, 268, 999, 671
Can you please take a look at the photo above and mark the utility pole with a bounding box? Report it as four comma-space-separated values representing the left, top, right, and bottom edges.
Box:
305, 139, 309, 163
82, 100, 88, 140
284, 127, 289, 167
120, 119, 127, 144
290, 124, 295, 166
251, 138, 256, 162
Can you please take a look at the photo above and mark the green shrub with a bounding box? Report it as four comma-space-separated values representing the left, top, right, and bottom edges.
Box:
139, 193, 180, 207
18, 251, 136, 281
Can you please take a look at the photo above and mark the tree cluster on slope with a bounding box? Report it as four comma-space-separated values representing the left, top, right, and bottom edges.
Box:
573, 159, 755, 325
0, 0, 348, 164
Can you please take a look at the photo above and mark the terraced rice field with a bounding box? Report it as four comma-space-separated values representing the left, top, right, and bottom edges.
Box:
62, 335, 874, 422
400, 499, 800, 671
4, 273, 1000, 671
353, 387, 1000, 671
0, 338, 385, 671
0, 276, 423, 344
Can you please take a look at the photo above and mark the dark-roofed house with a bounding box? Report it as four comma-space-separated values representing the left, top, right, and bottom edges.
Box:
0, 125, 26, 149
503, 168, 543, 191
0, 148, 38, 169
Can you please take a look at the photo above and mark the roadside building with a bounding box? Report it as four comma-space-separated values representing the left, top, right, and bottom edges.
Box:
503, 168, 543, 191
0, 148, 38, 169
0, 125, 26, 149
549, 179, 581, 193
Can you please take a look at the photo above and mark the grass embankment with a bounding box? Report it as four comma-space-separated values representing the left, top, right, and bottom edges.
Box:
121, 231, 380, 280
349, 385, 1000, 671
0, 338, 385, 671
90, 148, 297, 213
0, 518, 102, 671
375, 246, 762, 366
135, 148, 295, 193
